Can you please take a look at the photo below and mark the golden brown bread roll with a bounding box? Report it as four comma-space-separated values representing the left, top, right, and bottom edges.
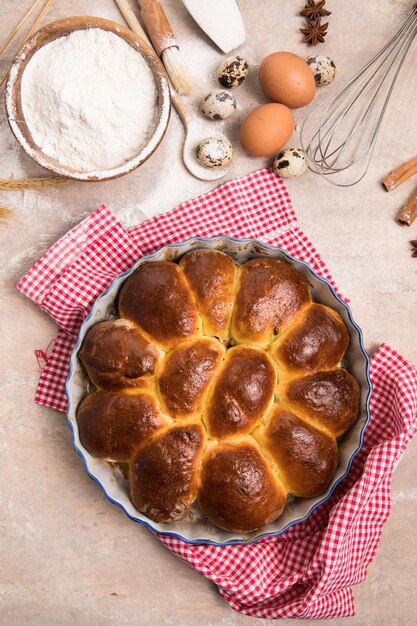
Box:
77, 249, 360, 533
130, 423, 205, 523
77, 390, 167, 462
254, 406, 339, 497
271, 304, 349, 378
280, 368, 360, 437
205, 345, 276, 438
231, 258, 311, 347
198, 439, 287, 532
118, 261, 201, 350
179, 249, 237, 340
158, 337, 225, 420
78, 319, 159, 390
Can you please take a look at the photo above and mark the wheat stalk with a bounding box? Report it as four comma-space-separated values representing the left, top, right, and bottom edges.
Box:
0, 205, 13, 221
0, 176, 69, 190
0, 0, 43, 58
0, 0, 54, 87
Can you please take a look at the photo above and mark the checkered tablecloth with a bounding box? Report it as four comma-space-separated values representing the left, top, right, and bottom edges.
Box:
18, 169, 417, 619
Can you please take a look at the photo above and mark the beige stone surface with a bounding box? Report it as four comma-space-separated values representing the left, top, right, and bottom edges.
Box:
1, 1, 417, 624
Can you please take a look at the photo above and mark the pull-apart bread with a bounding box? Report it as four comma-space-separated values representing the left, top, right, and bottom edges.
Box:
77, 249, 359, 532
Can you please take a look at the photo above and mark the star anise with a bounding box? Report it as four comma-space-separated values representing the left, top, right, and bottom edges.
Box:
300, 0, 331, 20
410, 240, 417, 258
300, 17, 329, 45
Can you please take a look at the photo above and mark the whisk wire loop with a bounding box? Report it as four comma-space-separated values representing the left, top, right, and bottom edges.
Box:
301, 4, 417, 186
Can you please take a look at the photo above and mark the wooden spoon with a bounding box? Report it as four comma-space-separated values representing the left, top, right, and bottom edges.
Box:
116, 0, 233, 180
171, 92, 233, 181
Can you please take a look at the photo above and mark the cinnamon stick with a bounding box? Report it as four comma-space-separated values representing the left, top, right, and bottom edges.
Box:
382, 155, 417, 192
396, 190, 417, 226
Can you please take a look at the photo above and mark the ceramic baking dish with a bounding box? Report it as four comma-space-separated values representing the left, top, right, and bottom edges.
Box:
66, 236, 372, 545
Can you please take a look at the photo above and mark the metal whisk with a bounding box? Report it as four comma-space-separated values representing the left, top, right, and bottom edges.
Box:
301, 3, 417, 187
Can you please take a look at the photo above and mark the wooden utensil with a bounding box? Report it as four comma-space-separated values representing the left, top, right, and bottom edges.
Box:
137, 0, 192, 95
115, 0, 151, 44
171, 92, 233, 181
5, 16, 171, 182
118, 5, 233, 181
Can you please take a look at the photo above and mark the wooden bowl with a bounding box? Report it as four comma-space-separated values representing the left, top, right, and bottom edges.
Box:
5, 16, 171, 182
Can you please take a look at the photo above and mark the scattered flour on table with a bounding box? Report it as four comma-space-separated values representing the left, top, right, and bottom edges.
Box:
21, 28, 158, 172
392, 488, 417, 503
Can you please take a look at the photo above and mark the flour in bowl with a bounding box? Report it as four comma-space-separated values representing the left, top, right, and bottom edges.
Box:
21, 28, 158, 173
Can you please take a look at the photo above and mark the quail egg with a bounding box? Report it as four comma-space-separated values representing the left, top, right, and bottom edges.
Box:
217, 55, 249, 89
305, 55, 336, 86
201, 90, 237, 120
272, 148, 308, 178
196, 137, 233, 168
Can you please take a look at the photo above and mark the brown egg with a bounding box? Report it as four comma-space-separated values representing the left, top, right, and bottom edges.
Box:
240, 103, 294, 157
259, 51, 316, 108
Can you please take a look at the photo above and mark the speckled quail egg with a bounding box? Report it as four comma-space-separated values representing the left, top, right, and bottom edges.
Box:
201, 90, 237, 120
217, 55, 249, 89
272, 148, 308, 178
305, 55, 336, 86
196, 137, 233, 168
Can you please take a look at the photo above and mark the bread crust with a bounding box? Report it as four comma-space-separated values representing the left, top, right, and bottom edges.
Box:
231, 258, 311, 347
158, 338, 225, 420
77, 250, 359, 532
179, 249, 236, 339
118, 261, 201, 350
77, 390, 166, 462
79, 319, 159, 390
130, 423, 206, 523
281, 369, 360, 437
254, 407, 339, 497
271, 304, 349, 378
205, 345, 276, 438
198, 440, 287, 532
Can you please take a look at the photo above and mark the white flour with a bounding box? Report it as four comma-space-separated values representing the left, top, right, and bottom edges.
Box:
21, 28, 158, 172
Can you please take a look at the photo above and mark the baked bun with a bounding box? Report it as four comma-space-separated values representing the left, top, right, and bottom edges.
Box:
179, 249, 236, 339
158, 338, 224, 420
118, 261, 201, 350
130, 423, 205, 523
78, 320, 159, 390
77, 249, 360, 532
280, 369, 360, 437
205, 345, 276, 438
254, 406, 339, 497
198, 440, 287, 532
271, 304, 349, 378
77, 390, 167, 462
231, 258, 311, 347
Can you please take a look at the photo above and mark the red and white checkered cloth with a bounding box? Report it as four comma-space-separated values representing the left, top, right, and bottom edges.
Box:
18, 169, 417, 619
